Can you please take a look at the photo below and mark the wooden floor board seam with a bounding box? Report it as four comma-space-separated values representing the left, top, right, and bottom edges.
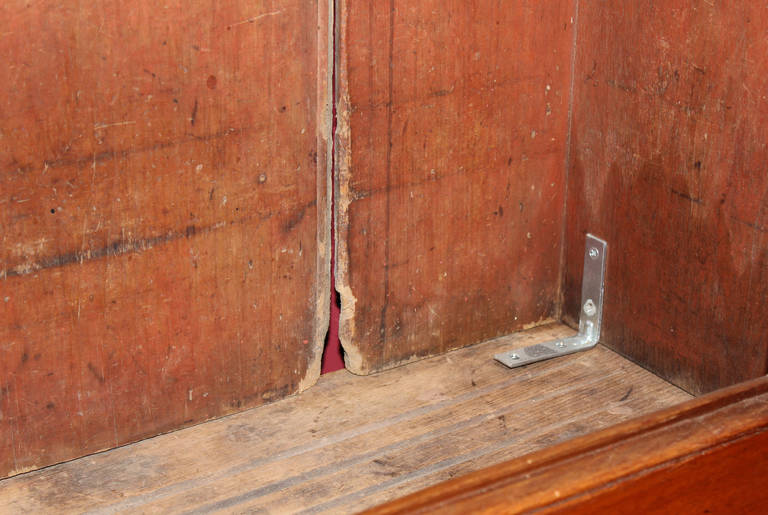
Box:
171, 369, 635, 513
304, 399, 648, 515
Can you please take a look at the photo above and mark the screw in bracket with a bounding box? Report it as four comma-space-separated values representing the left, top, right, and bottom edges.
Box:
588, 247, 600, 259
583, 299, 597, 317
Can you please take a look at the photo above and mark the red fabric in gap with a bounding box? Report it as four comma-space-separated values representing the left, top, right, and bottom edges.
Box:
321, 256, 343, 373
321, 46, 344, 374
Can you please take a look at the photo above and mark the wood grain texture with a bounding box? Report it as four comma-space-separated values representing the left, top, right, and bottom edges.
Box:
0, 323, 691, 513
563, 2, 768, 394
335, 0, 576, 373
367, 375, 768, 515
0, 0, 331, 477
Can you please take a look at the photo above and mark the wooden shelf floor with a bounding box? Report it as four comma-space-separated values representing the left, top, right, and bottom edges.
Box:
0, 323, 691, 514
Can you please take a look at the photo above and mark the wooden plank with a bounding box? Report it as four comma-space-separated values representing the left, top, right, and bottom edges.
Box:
335, 0, 577, 373
0, 0, 331, 477
366, 375, 768, 514
0, 323, 691, 513
563, 2, 768, 394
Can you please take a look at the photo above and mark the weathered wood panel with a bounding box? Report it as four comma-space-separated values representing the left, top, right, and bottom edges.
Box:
0, 0, 331, 477
367, 375, 768, 515
336, 0, 576, 373
564, 2, 768, 394
0, 324, 691, 513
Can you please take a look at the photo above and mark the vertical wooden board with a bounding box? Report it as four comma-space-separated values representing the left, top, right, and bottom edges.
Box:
336, 0, 576, 373
564, 2, 768, 394
0, 0, 331, 477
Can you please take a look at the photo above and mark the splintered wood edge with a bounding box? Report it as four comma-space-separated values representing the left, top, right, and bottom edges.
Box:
300, 0, 334, 393
333, 0, 366, 375
364, 375, 768, 514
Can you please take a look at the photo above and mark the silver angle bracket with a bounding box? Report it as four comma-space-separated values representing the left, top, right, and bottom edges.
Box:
495, 234, 607, 368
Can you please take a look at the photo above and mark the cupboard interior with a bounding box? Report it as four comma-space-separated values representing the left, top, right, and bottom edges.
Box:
1, 0, 767, 507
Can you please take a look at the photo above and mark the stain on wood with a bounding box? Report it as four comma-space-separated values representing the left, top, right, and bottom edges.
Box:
563, 2, 768, 394
336, 0, 576, 373
0, 0, 331, 477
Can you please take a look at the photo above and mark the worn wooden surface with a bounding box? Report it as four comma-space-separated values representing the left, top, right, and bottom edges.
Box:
563, 2, 768, 394
368, 374, 768, 514
0, 323, 690, 514
335, 0, 576, 373
0, 0, 331, 478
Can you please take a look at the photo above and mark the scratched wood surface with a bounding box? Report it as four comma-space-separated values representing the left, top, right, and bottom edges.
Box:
0, 324, 691, 514
563, 2, 768, 394
335, 0, 576, 373
0, 0, 331, 477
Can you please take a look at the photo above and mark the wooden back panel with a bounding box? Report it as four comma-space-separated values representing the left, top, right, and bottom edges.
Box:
563, 2, 768, 394
336, 0, 576, 373
366, 375, 768, 514
0, 0, 331, 477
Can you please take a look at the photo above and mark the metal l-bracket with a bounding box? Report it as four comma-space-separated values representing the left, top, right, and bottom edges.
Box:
495, 234, 607, 369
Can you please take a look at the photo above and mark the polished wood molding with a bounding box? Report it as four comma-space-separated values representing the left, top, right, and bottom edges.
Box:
366, 375, 768, 514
